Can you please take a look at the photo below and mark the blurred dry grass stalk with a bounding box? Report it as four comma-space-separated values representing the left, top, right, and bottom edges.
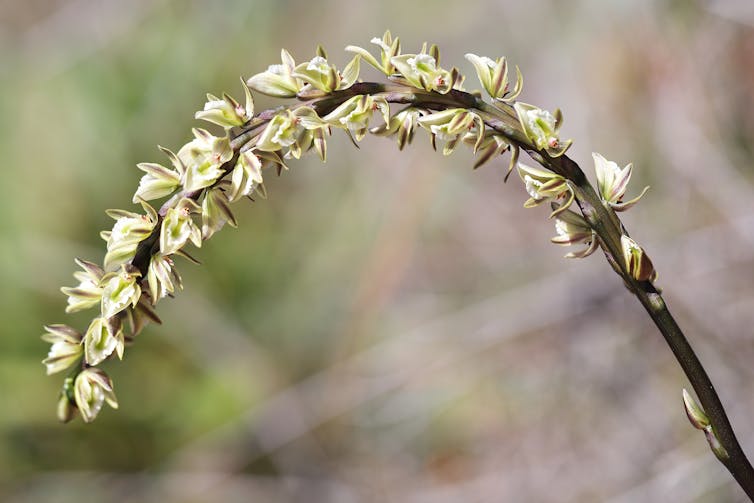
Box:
3, 0, 754, 502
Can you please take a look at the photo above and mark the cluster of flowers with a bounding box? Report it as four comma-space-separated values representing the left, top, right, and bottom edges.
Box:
45, 80, 263, 423
44, 31, 649, 423
517, 152, 651, 278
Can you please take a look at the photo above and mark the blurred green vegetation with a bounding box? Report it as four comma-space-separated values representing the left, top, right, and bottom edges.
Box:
2, 0, 754, 501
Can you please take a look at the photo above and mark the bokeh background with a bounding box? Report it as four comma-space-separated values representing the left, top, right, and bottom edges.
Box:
2, 0, 754, 501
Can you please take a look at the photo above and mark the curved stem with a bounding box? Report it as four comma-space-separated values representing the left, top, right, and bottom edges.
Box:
534, 153, 754, 498
137, 83, 754, 496
633, 283, 754, 496
528, 149, 754, 497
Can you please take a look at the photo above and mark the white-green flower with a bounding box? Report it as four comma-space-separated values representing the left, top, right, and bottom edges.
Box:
371, 108, 422, 151
146, 254, 182, 303
345, 30, 400, 76
179, 128, 233, 192
102, 210, 156, 270
100, 265, 142, 319
592, 152, 649, 212
133, 162, 181, 203
418, 108, 484, 155
517, 163, 575, 217
323, 95, 390, 141
195, 80, 254, 128
74, 368, 118, 423
159, 198, 202, 255
60, 259, 104, 313
465, 53, 522, 101
391, 51, 453, 94
229, 151, 264, 202
201, 187, 237, 240
246, 49, 302, 98
41, 324, 83, 375
514, 102, 572, 157
83, 316, 124, 365
256, 111, 303, 152
551, 209, 599, 258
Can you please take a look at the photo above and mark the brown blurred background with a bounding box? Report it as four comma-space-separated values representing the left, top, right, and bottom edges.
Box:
2, 0, 754, 501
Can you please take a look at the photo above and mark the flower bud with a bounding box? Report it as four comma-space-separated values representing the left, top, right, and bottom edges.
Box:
682, 389, 729, 460
682, 389, 710, 430
57, 377, 77, 423
621, 235, 656, 282
74, 368, 118, 423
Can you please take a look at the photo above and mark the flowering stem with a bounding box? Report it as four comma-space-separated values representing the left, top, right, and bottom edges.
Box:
233, 83, 754, 497
49, 39, 752, 491
521, 150, 754, 497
